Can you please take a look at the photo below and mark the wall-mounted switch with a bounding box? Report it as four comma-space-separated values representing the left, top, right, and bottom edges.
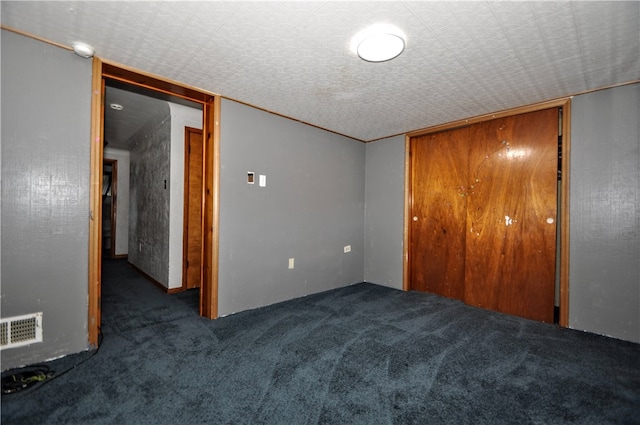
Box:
288, 258, 294, 269
344, 245, 351, 253
259, 174, 266, 187
247, 172, 255, 184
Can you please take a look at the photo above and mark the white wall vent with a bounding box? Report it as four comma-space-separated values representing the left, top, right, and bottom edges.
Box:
0, 313, 43, 350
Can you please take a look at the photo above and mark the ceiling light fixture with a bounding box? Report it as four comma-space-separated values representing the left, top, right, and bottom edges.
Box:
350, 24, 406, 63
71, 41, 95, 58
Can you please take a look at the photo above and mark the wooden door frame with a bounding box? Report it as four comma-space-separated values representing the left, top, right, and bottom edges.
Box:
88, 58, 221, 346
182, 126, 204, 290
102, 158, 118, 259
403, 98, 572, 327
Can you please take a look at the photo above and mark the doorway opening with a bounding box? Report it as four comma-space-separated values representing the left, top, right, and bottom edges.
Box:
88, 60, 220, 347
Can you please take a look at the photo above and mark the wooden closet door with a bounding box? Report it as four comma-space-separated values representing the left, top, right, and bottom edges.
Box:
409, 127, 469, 299
464, 108, 559, 322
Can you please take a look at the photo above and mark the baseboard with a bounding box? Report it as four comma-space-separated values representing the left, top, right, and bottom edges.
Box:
127, 262, 172, 294
113, 254, 128, 260
167, 287, 184, 294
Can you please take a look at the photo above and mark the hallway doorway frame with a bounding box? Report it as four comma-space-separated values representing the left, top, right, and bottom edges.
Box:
88, 58, 221, 346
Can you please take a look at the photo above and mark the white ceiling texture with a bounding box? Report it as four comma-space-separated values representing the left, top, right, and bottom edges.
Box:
2, 1, 639, 142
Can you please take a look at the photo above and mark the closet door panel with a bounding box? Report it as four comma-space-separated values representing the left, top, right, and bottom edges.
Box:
464, 108, 559, 322
409, 128, 468, 299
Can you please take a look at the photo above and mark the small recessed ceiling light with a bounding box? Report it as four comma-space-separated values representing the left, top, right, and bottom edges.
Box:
350, 24, 406, 62
110, 103, 124, 111
71, 41, 95, 58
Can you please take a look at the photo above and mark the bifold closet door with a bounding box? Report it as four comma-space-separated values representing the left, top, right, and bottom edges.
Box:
410, 107, 559, 323
464, 108, 558, 323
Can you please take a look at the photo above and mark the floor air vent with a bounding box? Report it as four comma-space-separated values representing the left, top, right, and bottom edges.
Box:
0, 313, 43, 350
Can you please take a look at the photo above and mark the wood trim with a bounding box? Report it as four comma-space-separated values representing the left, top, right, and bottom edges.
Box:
102, 61, 216, 104
407, 98, 572, 139
127, 262, 179, 294
182, 127, 190, 290
385, 81, 639, 144
0, 25, 73, 52
88, 57, 104, 347
221, 96, 366, 143
403, 135, 411, 291
167, 287, 185, 295
201, 97, 221, 318
559, 100, 572, 327
182, 126, 205, 291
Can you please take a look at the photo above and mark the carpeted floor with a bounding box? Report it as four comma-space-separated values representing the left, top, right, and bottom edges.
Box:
2, 259, 639, 424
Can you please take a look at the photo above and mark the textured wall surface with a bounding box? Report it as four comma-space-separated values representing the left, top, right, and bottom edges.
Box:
569, 83, 639, 343
128, 111, 171, 286
218, 99, 365, 316
364, 136, 405, 290
1, 30, 92, 369
104, 148, 130, 257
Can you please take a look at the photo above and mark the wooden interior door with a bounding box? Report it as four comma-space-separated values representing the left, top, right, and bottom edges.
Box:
183, 127, 204, 290
102, 160, 116, 258
409, 127, 468, 299
409, 107, 559, 323
464, 108, 558, 322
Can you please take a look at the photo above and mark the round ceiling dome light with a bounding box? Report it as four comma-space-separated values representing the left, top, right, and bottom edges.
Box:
71, 41, 95, 58
350, 24, 406, 62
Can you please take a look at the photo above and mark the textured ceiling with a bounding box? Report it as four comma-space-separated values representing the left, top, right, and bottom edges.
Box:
2, 1, 639, 142
104, 86, 172, 150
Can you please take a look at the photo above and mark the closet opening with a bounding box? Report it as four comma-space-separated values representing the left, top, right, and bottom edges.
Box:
404, 99, 571, 326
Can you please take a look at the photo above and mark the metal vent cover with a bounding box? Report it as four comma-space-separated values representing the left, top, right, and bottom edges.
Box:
0, 313, 43, 350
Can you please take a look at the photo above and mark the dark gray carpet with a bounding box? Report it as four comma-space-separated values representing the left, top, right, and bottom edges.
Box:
2, 259, 639, 424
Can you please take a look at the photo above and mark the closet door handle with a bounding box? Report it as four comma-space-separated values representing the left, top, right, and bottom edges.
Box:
413, 216, 419, 222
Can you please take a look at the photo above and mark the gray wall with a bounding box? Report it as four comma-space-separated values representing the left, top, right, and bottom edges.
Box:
218, 99, 365, 316
1, 30, 92, 369
364, 136, 405, 289
569, 83, 639, 343
128, 111, 171, 286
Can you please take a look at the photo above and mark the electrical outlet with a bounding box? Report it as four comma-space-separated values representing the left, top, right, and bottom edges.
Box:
344, 245, 351, 253
288, 258, 294, 269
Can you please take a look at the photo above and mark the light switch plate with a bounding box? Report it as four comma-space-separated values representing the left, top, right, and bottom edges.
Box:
259, 174, 266, 187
